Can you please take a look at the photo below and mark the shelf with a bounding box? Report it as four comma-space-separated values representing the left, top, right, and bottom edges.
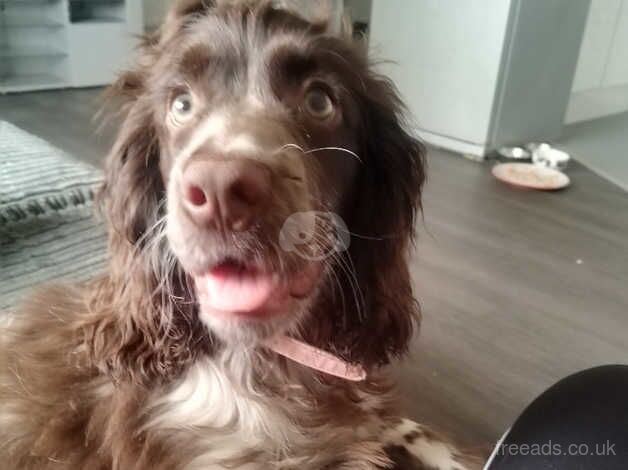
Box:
0, 74, 66, 93
0, 0, 138, 92
0, 0, 60, 4
1, 0, 62, 3
68, 0, 124, 3
68, 0, 125, 23
0, 45, 67, 59
70, 17, 123, 24
1, 21, 65, 29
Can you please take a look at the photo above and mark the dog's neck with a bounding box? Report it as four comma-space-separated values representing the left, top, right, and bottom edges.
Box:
265, 335, 366, 381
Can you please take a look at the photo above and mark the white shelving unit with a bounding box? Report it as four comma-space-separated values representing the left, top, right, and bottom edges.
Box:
0, 0, 143, 94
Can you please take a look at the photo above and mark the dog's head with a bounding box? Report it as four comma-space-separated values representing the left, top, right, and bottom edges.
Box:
98, 0, 425, 382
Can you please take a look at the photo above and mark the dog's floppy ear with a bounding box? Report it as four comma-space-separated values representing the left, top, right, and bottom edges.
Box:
99, 100, 163, 250
101, 0, 217, 249
306, 63, 426, 371
95, 78, 206, 386
90, 0, 216, 386
95, 53, 168, 382
346, 70, 426, 368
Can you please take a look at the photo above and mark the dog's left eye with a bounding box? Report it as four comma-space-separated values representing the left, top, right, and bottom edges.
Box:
304, 88, 334, 120
171, 93, 194, 122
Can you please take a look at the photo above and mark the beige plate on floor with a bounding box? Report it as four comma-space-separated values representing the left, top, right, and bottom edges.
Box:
492, 163, 570, 190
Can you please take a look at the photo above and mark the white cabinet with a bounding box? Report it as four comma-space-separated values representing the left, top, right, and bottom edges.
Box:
0, 0, 143, 93
370, 0, 512, 155
0, 0, 69, 92
567, 0, 628, 123
603, 2, 628, 87
571, 0, 623, 93
370, 0, 589, 156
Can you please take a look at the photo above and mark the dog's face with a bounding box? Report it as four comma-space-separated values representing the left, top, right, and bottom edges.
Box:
152, 6, 363, 342
102, 0, 425, 371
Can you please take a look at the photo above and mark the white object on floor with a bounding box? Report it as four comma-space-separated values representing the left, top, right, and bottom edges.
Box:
498, 146, 532, 160
492, 163, 570, 190
531, 143, 571, 170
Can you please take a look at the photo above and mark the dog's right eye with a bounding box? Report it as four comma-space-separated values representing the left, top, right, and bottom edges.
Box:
170, 93, 195, 123
304, 87, 334, 120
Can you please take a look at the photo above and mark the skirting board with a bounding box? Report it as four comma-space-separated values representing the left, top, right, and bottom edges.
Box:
565, 83, 628, 124
414, 127, 488, 158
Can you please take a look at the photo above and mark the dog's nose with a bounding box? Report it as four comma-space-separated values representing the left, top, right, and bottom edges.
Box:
181, 159, 271, 231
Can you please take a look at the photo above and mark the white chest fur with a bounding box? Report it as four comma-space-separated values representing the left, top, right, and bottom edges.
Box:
143, 351, 298, 468
139, 352, 462, 470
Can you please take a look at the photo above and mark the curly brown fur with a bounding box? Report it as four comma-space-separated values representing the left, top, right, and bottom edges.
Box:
1, 1, 481, 469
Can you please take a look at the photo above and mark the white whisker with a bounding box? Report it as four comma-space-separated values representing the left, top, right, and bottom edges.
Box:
303, 147, 362, 163
279, 143, 363, 163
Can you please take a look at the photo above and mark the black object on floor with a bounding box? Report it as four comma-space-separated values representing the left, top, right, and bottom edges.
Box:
486, 365, 628, 469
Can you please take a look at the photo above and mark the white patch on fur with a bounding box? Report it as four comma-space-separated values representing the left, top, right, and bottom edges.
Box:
176, 111, 261, 162
0, 406, 19, 435
244, 93, 265, 110
93, 381, 115, 399
179, 111, 229, 161
383, 419, 471, 470
144, 349, 298, 468
166, 110, 231, 275
224, 134, 261, 156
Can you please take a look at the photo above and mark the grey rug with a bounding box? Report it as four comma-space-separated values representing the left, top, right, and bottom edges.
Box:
0, 121, 107, 311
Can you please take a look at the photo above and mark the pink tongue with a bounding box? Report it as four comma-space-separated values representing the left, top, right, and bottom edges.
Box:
197, 263, 279, 313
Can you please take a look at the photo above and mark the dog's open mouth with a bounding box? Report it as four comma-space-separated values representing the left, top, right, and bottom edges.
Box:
193, 257, 321, 319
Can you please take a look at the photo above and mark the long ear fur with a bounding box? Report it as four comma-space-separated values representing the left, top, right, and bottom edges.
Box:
100, 100, 162, 249
346, 71, 426, 368
305, 56, 426, 370
89, 31, 212, 386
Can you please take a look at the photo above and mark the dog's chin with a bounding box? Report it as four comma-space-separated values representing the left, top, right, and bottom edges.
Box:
198, 299, 314, 345
186, 257, 323, 345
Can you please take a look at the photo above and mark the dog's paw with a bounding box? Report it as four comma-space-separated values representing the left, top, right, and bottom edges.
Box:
381, 419, 484, 470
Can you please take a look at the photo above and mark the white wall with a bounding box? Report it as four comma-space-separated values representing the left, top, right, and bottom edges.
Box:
572, 0, 623, 92
604, 1, 628, 86
143, 0, 170, 30
567, 0, 628, 123
345, 0, 372, 24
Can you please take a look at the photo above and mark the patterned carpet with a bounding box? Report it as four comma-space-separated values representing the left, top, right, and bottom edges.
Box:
0, 121, 107, 310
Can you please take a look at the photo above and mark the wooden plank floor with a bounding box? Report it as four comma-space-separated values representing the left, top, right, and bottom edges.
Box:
0, 88, 111, 166
402, 147, 628, 447
2, 89, 628, 449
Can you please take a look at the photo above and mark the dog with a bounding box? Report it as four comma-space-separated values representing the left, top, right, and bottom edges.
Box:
0, 1, 482, 468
